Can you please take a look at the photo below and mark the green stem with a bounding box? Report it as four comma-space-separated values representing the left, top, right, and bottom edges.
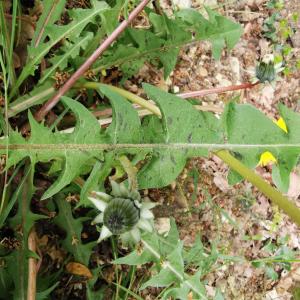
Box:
215, 150, 300, 226
8, 87, 55, 118
80, 82, 161, 116
118, 155, 138, 191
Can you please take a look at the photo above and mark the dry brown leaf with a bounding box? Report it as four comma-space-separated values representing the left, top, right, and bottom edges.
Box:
260, 85, 274, 109
66, 262, 93, 279
213, 173, 230, 192
287, 171, 300, 199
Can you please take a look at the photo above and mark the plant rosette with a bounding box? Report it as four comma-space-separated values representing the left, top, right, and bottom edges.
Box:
89, 180, 156, 244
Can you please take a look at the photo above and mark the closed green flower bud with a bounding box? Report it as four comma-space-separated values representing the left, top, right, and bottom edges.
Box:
255, 61, 276, 83
103, 198, 140, 235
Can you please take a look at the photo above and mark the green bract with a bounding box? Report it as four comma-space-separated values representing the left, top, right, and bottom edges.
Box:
254, 54, 284, 83
256, 61, 276, 83
89, 180, 155, 244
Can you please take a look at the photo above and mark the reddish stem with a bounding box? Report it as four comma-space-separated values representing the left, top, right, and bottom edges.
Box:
21, 0, 150, 133
178, 82, 259, 99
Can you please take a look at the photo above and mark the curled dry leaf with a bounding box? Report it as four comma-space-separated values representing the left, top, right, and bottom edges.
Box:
66, 262, 93, 279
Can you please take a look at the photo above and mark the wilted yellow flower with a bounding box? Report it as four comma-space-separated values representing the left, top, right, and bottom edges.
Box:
258, 117, 287, 166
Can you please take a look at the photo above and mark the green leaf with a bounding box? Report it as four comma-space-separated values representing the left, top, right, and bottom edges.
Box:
94, 7, 241, 79
163, 218, 180, 254
0, 163, 29, 227
99, 0, 123, 35
184, 236, 204, 265
7, 163, 45, 300
54, 192, 96, 296
36, 282, 60, 300
140, 242, 184, 290
223, 102, 300, 191
214, 289, 225, 300
10, 2, 109, 97
205, 7, 243, 59
176, 7, 242, 59
79, 152, 114, 207
31, 0, 67, 47
40, 32, 94, 84
161, 268, 207, 299
54, 193, 94, 266
113, 249, 154, 265
137, 84, 222, 188
4, 84, 300, 199
0, 267, 13, 299
265, 266, 279, 280
100, 86, 141, 144
6, 96, 106, 199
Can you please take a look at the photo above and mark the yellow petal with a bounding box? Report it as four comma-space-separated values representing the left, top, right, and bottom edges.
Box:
258, 151, 277, 167
274, 117, 288, 133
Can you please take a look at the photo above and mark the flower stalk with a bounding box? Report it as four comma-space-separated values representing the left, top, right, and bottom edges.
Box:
215, 150, 300, 226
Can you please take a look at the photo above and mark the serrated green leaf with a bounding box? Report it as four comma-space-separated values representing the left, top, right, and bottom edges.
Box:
176, 7, 242, 59
79, 153, 114, 207
223, 102, 300, 191
31, 0, 67, 47
10, 2, 109, 97
40, 32, 94, 84
223, 103, 286, 166
113, 249, 154, 265
163, 218, 180, 254
138, 84, 222, 188
140, 264, 175, 289
100, 86, 141, 144
54, 192, 97, 296
54, 193, 94, 266
6, 96, 106, 199
100, 0, 123, 35
140, 242, 184, 289
163, 271, 207, 300
184, 236, 205, 266
36, 282, 60, 300
205, 7, 243, 59
94, 7, 241, 79
7, 163, 45, 300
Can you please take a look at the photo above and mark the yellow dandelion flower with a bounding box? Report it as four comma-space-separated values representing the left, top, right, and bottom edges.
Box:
258, 116, 287, 166
274, 117, 288, 133
258, 151, 277, 167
